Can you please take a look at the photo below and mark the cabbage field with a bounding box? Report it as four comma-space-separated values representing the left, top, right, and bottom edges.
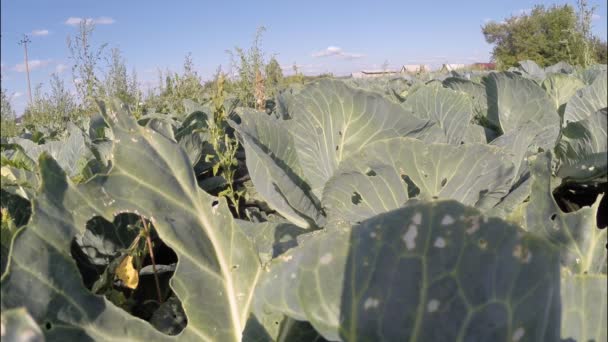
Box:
1, 60, 607, 341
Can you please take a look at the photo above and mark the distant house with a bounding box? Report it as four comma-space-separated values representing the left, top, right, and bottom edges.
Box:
352, 64, 430, 78
441, 64, 466, 72
471, 62, 496, 70
400, 64, 430, 73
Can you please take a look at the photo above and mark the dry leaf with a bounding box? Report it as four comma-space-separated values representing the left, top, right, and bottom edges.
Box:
116, 255, 139, 289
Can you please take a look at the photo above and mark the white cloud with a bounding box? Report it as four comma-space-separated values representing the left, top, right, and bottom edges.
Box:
13, 92, 23, 98
13, 59, 52, 72
94, 16, 115, 24
65, 16, 115, 26
55, 63, 68, 74
31, 29, 49, 36
65, 17, 83, 25
312, 46, 365, 60
592, 14, 601, 20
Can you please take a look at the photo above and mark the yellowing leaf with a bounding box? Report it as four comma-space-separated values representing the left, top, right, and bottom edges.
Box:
116, 255, 139, 289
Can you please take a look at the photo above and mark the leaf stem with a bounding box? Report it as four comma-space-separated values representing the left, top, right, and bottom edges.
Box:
142, 217, 163, 304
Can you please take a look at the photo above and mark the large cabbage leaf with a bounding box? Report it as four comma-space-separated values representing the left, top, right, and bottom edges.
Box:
1, 307, 44, 342
285, 79, 435, 197
517, 60, 546, 80
0, 166, 38, 200
485, 72, 559, 134
562, 71, 607, 125
525, 152, 606, 274
403, 85, 474, 144
322, 137, 516, 225
442, 77, 489, 123
541, 73, 585, 114
1, 102, 261, 341
254, 200, 560, 341
555, 108, 607, 182
560, 274, 607, 342
230, 112, 325, 228
8, 123, 91, 177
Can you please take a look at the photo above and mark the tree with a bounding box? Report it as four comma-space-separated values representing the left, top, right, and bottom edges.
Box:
22, 74, 78, 128
227, 26, 266, 107
591, 37, 608, 64
482, 4, 604, 69
1, 87, 18, 137
264, 56, 283, 98
144, 54, 205, 114
105, 48, 131, 104
67, 20, 107, 111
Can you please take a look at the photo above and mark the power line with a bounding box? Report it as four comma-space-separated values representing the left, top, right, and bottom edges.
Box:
18, 34, 33, 105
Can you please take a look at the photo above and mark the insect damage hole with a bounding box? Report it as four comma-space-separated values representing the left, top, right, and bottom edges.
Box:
72, 213, 185, 335
401, 174, 421, 197
351, 192, 363, 205
365, 169, 377, 176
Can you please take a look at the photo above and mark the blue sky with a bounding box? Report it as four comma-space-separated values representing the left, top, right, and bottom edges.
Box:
1, 0, 607, 114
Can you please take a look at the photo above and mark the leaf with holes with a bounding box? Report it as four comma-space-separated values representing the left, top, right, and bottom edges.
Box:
525, 152, 606, 274
403, 84, 474, 144
285, 79, 436, 197
322, 137, 516, 225
555, 108, 607, 183
0, 102, 261, 341
253, 200, 561, 341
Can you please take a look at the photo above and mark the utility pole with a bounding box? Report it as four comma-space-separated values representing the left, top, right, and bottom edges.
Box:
18, 34, 33, 105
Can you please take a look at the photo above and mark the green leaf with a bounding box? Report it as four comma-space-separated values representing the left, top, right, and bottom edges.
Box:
560, 274, 607, 342
254, 200, 561, 341
490, 124, 559, 187
0, 166, 38, 201
237, 219, 306, 266
1, 144, 36, 172
443, 77, 488, 121
563, 71, 607, 125
461, 124, 487, 144
322, 137, 516, 225
1, 307, 44, 342
403, 85, 474, 144
541, 73, 585, 114
525, 152, 606, 274
8, 123, 91, 177
1, 101, 261, 341
517, 60, 546, 80
231, 112, 325, 228
323, 164, 409, 225
486, 72, 559, 134
555, 108, 607, 182
286, 79, 436, 197
544, 61, 574, 75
